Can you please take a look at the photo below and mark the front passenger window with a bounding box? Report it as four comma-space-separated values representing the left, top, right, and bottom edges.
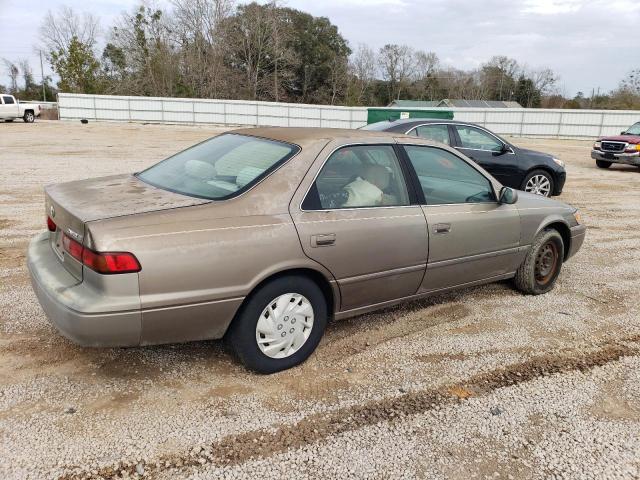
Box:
404, 146, 495, 204
303, 145, 410, 210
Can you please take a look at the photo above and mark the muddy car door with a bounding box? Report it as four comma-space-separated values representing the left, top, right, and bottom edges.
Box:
290, 141, 428, 312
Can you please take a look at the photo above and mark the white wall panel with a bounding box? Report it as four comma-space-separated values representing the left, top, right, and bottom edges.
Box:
57, 94, 640, 138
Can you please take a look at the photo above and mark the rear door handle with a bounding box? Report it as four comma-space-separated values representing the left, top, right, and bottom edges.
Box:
433, 223, 451, 234
311, 234, 336, 247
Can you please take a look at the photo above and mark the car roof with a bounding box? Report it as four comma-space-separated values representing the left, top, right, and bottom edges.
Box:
231, 126, 408, 147
362, 118, 477, 131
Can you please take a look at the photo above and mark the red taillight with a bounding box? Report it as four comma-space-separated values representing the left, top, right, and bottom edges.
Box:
47, 216, 57, 232
62, 233, 141, 274
62, 233, 83, 262
82, 249, 141, 274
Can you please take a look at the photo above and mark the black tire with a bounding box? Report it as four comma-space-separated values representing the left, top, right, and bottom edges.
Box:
595, 160, 612, 169
521, 169, 554, 197
23, 111, 35, 123
228, 275, 327, 374
514, 229, 564, 295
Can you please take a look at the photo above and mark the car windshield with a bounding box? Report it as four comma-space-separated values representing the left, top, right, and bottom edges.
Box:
137, 134, 299, 200
623, 122, 640, 135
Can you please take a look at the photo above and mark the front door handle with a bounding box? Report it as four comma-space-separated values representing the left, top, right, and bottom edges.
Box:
433, 223, 451, 234
311, 234, 336, 247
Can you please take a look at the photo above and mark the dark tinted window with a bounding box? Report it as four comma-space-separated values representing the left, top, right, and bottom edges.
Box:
137, 134, 298, 200
404, 146, 495, 204
2, 96, 15, 105
413, 124, 451, 145
455, 125, 502, 152
306, 145, 410, 209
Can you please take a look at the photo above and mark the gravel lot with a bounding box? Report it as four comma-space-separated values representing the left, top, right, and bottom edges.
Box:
1, 121, 639, 480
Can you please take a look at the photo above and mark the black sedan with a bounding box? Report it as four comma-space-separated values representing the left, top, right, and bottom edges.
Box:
362, 119, 566, 197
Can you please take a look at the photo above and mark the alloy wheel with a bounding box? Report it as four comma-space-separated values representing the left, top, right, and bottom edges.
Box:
255, 293, 314, 359
525, 174, 551, 197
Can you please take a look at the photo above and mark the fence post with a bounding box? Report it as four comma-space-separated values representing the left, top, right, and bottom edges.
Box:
598, 112, 605, 137
160, 99, 165, 123
556, 112, 563, 138
192, 100, 196, 125
92, 95, 97, 120
519, 110, 525, 137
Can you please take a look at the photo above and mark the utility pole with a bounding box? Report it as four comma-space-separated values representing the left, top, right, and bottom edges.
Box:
39, 50, 46, 102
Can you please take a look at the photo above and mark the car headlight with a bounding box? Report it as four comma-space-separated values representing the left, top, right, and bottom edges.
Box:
625, 144, 640, 152
573, 210, 582, 225
593, 141, 601, 150
552, 157, 565, 167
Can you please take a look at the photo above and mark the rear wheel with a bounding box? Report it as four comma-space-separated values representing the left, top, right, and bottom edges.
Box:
522, 169, 554, 197
514, 229, 564, 295
23, 111, 35, 123
596, 160, 612, 169
228, 275, 327, 374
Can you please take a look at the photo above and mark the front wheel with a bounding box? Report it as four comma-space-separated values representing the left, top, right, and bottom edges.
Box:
595, 160, 612, 169
23, 111, 35, 123
514, 229, 564, 295
522, 169, 554, 197
228, 275, 327, 374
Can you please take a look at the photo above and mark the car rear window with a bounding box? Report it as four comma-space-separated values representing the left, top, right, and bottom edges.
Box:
136, 133, 299, 200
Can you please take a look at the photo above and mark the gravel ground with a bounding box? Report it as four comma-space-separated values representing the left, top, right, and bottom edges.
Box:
1, 121, 639, 480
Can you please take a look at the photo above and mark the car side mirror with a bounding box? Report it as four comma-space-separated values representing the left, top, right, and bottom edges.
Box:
499, 186, 518, 204
621, 131, 627, 135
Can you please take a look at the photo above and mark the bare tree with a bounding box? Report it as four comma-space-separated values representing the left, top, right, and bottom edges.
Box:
171, 0, 235, 97
531, 67, 559, 96
412, 50, 439, 100
349, 44, 376, 104
378, 44, 415, 103
2, 59, 19, 93
40, 6, 100, 54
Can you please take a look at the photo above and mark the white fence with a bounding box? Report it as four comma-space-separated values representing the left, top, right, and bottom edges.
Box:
57, 93, 640, 139
57, 93, 368, 129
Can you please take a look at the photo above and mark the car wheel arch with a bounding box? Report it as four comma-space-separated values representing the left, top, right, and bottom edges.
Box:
226, 267, 338, 337
537, 220, 571, 260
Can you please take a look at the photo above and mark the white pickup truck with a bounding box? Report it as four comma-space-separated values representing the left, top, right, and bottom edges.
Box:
1, 94, 41, 123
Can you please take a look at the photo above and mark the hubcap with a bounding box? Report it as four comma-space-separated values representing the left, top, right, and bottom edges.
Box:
535, 241, 558, 285
26, 113, 34, 122
255, 293, 314, 359
525, 174, 551, 197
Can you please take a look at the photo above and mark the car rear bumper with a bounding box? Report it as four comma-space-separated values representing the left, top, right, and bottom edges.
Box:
591, 149, 640, 166
27, 232, 142, 347
566, 224, 586, 261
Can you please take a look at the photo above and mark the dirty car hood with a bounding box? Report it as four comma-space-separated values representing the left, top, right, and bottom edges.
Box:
45, 174, 210, 223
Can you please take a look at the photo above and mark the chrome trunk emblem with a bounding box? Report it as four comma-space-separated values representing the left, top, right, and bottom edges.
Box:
50, 205, 55, 218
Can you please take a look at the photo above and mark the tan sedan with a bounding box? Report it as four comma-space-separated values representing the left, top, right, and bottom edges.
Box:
28, 128, 586, 373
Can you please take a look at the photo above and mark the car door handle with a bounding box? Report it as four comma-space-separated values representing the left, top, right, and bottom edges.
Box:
311, 234, 336, 247
433, 223, 451, 234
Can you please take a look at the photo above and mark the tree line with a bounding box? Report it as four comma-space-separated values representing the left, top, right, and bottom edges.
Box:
2, 1, 639, 110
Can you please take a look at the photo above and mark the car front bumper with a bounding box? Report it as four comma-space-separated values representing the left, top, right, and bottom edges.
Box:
591, 149, 640, 166
27, 232, 142, 347
566, 224, 586, 261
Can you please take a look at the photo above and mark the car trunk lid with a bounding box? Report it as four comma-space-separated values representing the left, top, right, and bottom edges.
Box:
45, 174, 210, 280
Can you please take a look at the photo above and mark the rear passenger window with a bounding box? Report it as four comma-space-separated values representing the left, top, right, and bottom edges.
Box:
2, 96, 15, 105
303, 145, 410, 210
413, 124, 450, 145
404, 146, 495, 204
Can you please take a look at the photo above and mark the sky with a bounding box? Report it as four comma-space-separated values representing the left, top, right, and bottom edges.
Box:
0, 0, 637, 97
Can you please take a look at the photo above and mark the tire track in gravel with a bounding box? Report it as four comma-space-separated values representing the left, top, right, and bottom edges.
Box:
60, 336, 640, 480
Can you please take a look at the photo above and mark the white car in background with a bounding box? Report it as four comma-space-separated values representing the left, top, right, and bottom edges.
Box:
1, 94, 41, 123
